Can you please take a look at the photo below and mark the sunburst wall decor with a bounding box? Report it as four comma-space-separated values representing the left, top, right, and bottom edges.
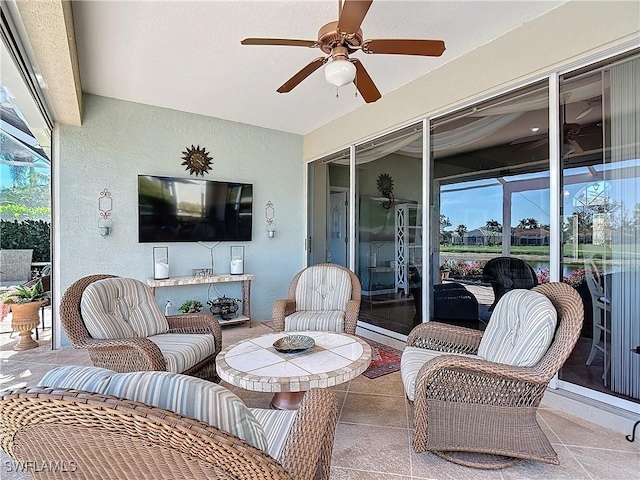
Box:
376, 173, 395, 209
181, 145, 213, 176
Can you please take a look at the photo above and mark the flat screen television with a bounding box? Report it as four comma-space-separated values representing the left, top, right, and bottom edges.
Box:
138, 175, 253, 243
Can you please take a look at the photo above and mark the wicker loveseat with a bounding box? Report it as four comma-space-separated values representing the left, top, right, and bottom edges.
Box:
401, 282, 583, 468
0, 366, 338, 480
272, 263, 361, 335
60, 275, 222, 380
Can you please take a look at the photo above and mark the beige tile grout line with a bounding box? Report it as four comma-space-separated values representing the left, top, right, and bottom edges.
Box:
536, 411, 596, 480
406, 395, 417, 479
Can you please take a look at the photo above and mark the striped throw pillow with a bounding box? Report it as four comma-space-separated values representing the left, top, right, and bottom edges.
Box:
39, 365, 115, 392
81, 278, 169, 339
478, 289, 557, 367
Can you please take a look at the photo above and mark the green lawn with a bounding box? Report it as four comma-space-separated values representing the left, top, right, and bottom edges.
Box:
441, 245, 548, 256
440, 243, 616, 259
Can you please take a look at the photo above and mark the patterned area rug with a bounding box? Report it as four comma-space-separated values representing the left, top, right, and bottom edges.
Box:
259, 321, 402, 379
360, 338, 402, 379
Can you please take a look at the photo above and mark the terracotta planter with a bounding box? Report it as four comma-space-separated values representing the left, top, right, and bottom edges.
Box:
10, 301, 44, 351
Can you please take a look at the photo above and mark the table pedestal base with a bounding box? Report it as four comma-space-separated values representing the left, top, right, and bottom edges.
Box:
271, 392, 305, 410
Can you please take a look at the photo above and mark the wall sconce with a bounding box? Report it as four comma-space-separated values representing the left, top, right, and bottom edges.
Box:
98, 189, 113, 238
265, 200, 276, 238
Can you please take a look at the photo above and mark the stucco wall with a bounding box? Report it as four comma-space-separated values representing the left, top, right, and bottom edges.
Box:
304, 1, 640, 160
57, 94, 303, 346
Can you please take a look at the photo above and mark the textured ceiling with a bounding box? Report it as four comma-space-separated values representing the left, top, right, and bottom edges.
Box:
72, 1, 566, 135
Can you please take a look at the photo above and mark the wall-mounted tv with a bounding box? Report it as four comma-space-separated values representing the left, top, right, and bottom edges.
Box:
138, 175, 253, 243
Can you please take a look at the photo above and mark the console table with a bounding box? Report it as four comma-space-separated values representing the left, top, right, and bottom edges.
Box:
147, 274, 254, 327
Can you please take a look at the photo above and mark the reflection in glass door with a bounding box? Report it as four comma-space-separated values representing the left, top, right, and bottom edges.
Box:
355, 124, 423, 336
559, 56, 640, 405
431, 81, 550, 329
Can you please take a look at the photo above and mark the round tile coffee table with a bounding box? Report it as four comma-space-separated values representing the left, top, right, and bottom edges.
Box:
216, 331, 372, 409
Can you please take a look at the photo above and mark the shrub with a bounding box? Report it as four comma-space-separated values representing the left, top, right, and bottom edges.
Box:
536, 267, 550, 284
563, 268, 587, 289
0, 220, 50, 262
443, 259, 487, 280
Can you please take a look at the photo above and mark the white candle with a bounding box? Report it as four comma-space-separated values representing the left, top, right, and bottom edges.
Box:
230, 259, 243, 275
154, 261, 169, 279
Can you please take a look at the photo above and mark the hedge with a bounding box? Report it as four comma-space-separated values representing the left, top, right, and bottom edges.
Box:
0, 220, 50, 262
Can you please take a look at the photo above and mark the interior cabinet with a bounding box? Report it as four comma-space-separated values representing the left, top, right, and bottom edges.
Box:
395, 203, 422, 295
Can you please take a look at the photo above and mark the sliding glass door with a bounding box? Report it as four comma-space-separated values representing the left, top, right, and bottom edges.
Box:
355, 124, 423, 337
430, 81, 550, 328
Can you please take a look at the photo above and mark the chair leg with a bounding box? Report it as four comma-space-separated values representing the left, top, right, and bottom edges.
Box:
586, 303, 602, 366
33, 305, 47, 341
602, 309, 611, 387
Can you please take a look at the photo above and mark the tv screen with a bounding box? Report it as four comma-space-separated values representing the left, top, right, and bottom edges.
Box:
138, 175, 253, 242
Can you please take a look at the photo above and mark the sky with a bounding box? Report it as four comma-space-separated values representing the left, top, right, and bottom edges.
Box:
0, 162, 50, 190
441, 181, 551, 231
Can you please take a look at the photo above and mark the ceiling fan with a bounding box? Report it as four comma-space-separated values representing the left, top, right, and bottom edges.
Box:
510, 102, 597, 156
511, 122, 585, 155
240, 0, 446, 103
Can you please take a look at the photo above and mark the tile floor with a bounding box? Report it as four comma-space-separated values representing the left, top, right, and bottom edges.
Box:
1, 313, 638, 479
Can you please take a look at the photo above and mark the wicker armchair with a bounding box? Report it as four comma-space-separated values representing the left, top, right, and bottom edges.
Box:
482, 256, 538, 311
60, 274, 222, 380
272, 263, 361, 335
403, 282, 583, 469
0, 386, 338, 480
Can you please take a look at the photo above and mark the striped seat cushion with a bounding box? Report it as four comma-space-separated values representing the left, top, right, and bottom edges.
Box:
478, 289, 557, 367
148, 333, 217, 373
400, 346, 475, 401
80, 278, 169, 339
295, 266, 351, 312
39, 366, 268, 452
250, 408, 297, 461
284, 310, 345, 333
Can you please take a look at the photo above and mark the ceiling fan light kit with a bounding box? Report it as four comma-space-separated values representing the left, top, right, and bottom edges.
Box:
325, 58, 357, 87
241, 0, 445, 103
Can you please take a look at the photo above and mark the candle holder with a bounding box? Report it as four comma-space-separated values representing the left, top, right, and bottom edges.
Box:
153, 247, 169, 279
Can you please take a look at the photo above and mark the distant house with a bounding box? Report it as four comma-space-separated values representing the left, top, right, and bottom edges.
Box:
463, 228, 501, 246
513, 228, 550, 246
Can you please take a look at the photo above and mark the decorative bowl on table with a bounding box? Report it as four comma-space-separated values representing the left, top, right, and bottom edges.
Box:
273, 335, 315, 353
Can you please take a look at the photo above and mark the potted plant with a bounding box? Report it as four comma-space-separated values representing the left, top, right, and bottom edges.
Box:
178, 299, 204, 314
1, 280, 49, 351
439, 262, 451, 280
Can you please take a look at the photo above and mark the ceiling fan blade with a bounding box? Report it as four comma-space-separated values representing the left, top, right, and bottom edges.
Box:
567, 139, 584, 155
241, 38, 317, 48
352, 59, 381, 103
277, 57, 327, 93
512, 137, 548, 153
510, 133, 547, 146
362, 39, 446, 57
337, 0, 373, 34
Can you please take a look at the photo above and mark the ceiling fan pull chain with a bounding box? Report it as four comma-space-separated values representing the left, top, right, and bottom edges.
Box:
336, 86, 339, 99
